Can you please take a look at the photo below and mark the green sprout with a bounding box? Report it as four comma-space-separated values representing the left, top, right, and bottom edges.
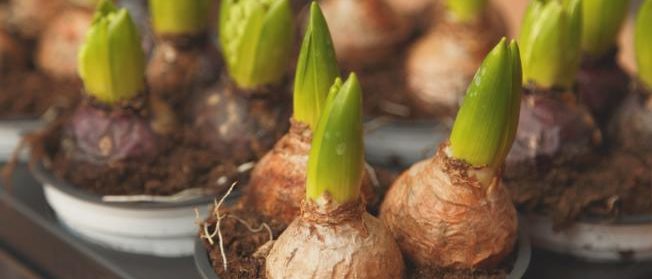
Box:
519, 0, 581, 89
149, 0, 211, 35
581, 0, 630, 57
219, 0, 294, 89
636, 0, 652, 89
306, 74, 364, 204
449, 38, 522, 169
78, 0, 146, 104
446, 0, 487, 23
293, 2, 340, 129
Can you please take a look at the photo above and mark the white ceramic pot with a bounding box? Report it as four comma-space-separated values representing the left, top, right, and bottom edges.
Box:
0, 119, 41, 161
364, 119, 449, 168
524, 214, 652, 262
32, 162, 220, 257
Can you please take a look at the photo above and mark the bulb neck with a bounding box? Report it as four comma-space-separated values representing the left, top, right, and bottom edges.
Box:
301, 195, 364, 225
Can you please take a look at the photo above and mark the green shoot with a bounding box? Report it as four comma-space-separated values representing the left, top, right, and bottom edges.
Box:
581, 0, 630, 57
78, 0, 146, 104
306, 74, 364, 204
446, 0, 487, 23
219, 0, 294, 89
149, 0, 211, 35
519, 0, 581, 89
636, 0, 652, 89
449, 38, 522, 169
293, 2, 340, 129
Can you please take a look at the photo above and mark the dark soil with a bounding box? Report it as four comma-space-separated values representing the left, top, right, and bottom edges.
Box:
506, 149, 652, 229
31, 104, 253, 196
408, 244, 516, 279
203, 206, 286, 279
0, 71, 79, 119
410, 267, 508, 279
505, 84, 652, 228
199, 165, 398, 279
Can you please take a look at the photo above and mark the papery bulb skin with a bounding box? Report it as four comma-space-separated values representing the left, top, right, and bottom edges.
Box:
244, 120, 378, 225
191, 79, 291, 163
381, 146, 517, 268
266, 198, 405, 279
37, 7, 93, 80
576, 50, 630, 126
504, 87, 600, 180
65, 99, 159, 165
405, 10, 505, 119
146, 37, 221, 108
8, 0, 66, 39
320, 0, 410, 70
609, 85, 652, 155
0, 29, 28, 74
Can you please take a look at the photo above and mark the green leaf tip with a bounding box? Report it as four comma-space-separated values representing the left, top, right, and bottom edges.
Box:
581, 0, 630, 57
93, 0, 117, 21
78, 0, 146, 104
293, 2, 340, 129
636, 0, 652, 89
446, 0, 488, 23
149, 0, 212, 35
449, 38, 522, 169
306, 73, 364, 204
220, 0, 294, 90
519, 0, 581, 89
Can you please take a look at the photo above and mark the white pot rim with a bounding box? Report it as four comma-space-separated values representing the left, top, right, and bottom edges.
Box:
31, 160, 217, 209
364, 118, 449, 167
0, 118, 42, 161
524, 213, 652, 262
32, 158, 232, 257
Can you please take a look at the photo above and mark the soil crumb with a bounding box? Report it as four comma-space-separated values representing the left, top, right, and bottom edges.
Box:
410, 267, 508, 279
505, 150, 652, 228
203, 206, 285, 279
33, 111, 251, 197
0, 71, 79, 119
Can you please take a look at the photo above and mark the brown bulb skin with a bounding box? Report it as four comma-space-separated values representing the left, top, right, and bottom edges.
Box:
406, 12, 505, 119
0, 28, 28, 74
36, 7, 92, 80
146, 35, 221, 109
577, 50, 630, 127
504, 87, 601, 179
609, 84, 652, 155
244, 120, 378, 225
380, 145, 517, 269
8, 0, 66, 39
266, 198, 405, 279
191, 79, 291, 163
320, 0, 410, 70
384, 0, 435, 29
